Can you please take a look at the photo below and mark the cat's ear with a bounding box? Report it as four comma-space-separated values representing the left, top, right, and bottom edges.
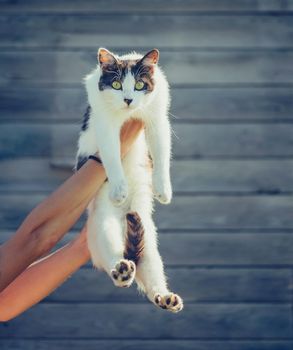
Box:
97, 48, 118, 68
140, 49, 160, 65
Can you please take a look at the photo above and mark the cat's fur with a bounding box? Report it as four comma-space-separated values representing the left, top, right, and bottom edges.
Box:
76, 48, 183, 312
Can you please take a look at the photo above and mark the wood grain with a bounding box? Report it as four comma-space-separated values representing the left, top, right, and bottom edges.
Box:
1, 340, 292, 350
1, 0, 293, 13
0, 303, 291, 338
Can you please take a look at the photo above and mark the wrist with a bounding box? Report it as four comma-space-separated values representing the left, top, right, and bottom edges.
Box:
71, 235, 90, 262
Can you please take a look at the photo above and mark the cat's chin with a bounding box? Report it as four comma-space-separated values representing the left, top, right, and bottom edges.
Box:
123, 105, 136, 111
121, 106, 138, 116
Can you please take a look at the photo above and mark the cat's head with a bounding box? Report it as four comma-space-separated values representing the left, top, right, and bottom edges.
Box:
97, 48, 159, 111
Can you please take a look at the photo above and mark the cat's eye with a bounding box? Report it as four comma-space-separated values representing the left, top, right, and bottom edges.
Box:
135, 80, 145, 91
112, 81, 122, 90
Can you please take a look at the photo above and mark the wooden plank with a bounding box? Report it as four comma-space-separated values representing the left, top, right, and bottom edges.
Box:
0, 303, 291, 338
2, 229, 293, 266
1, 0, 293, 13
0, 158, 293, 194
1, 87, 293, 122
160, 233, 293, 266
1, 51, 293, 86
2, 340, 293, 350
0, 124, 52, 158
1, 123, 293, 158
0, 340, 292, 350
171, 160, 293, 193
156, 196, 293, 231
0, 158, 71, 192
1, 15, 293, 49
0, 87, 87, 122
46, 268, 291, 302
169, 87, 293, 122
174, 123, 293, 158
1, 194, 293, 231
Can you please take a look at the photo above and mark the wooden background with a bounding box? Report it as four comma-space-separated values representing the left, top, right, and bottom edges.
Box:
0, 0, 293, 349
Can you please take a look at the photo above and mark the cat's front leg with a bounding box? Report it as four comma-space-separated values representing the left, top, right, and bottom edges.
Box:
95, 121, 128, 206
145, 117, 172, 204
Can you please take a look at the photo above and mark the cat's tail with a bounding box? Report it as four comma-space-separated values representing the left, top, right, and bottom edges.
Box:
124, 212, 144, 265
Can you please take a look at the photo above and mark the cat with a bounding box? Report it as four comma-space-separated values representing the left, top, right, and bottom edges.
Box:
76, 47, 183, 313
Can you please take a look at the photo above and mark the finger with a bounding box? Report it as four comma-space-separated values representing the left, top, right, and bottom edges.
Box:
120, 119, 144, 156
121, 119, 144, 140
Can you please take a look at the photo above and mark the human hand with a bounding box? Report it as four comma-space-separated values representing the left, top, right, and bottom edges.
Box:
120, 119, 144, 157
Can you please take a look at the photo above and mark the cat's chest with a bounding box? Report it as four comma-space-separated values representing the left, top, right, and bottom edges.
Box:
78, 109, 149, 154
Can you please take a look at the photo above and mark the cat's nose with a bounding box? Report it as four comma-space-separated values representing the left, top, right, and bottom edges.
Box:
124, 98, 133, 106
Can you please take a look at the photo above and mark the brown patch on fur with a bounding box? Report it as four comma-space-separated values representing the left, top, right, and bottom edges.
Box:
133, 49, 159, 92
122, 59, 139, 71
124, 212, 145, 265
132, 63, 155, 93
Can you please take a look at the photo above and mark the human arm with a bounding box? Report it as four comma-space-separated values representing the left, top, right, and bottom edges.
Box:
0, 227, 89, 322
0, 119, 144, 292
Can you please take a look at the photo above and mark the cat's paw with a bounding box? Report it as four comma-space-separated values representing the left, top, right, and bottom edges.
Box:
109, 180, 128, 206
111, 259, 136, 288
153, 175, 172, 205
154, 293, 184, 313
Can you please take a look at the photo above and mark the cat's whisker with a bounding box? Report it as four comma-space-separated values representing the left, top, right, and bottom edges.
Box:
171, 127, 179, 140
144, 112, 156, 132
168, 112, 180, 120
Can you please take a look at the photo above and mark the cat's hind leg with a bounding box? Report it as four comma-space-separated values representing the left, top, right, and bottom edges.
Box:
134, 216, 183, 313
87, 193, 135, 288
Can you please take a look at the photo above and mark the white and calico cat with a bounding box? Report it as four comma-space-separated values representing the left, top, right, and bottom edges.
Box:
76, 48, 183, 312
